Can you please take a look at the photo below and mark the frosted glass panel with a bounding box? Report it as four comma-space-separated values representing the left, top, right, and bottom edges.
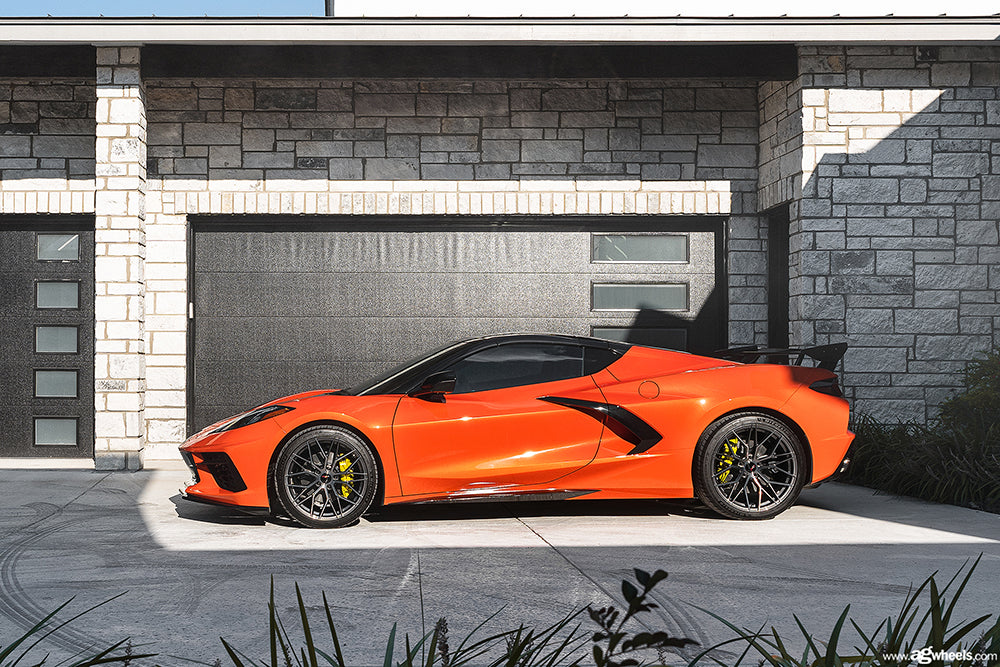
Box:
35, 326, 78, 353
34, 418, 77, 446
36, 282, 79, 309
592, 283, 687, 311
37, 233, 80, 261
35, 370, 78, 398
592, 234, 687, 262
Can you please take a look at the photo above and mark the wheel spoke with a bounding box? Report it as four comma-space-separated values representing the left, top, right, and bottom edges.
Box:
291, 478, 321, 503
758, 449, 792, 464
291, 451, 320, 472
753, 476, 781, 504
726, 472, 750, 502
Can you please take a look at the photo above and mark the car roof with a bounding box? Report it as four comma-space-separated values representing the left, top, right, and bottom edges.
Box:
460, 332, 631, 350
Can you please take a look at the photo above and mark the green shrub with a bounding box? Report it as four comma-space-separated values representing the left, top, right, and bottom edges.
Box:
844, 349, 1000, 513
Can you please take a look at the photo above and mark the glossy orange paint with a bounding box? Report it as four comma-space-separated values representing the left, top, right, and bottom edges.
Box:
179, 343, 853, 514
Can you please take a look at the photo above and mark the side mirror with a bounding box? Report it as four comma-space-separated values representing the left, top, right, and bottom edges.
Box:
409, 371, 456, 402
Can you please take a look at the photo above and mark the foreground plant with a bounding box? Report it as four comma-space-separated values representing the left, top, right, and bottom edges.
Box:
218, 578, 588, 667
588, 569, 695, 667
689, 556, 999, 667
217, 558, 998, 667
1, 594, 151, 667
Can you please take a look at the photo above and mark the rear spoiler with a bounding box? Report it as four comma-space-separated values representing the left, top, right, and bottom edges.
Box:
713, 343, 848, 372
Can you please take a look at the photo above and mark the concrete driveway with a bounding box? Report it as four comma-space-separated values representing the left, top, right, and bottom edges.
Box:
1, 466, 998, 665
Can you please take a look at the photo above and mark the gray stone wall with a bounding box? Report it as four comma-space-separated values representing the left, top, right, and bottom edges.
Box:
0, 80, 95, 189
792, 45, 1000, 422
145, 79, 759, 185
758, 78, 802, 212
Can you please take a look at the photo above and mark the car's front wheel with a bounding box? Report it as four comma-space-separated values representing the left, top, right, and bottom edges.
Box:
273, 425, 380, 528
693, 412, 806, 520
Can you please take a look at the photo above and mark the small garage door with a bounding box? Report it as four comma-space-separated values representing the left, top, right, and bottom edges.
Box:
190, 217, 725, 430
0, 219, 95, 458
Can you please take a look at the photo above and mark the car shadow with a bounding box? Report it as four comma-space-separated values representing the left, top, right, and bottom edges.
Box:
169, 491, 714, 526
169, 493, 269, 526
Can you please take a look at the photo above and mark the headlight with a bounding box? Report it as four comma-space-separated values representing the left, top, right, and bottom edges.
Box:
212, 405, 295, 433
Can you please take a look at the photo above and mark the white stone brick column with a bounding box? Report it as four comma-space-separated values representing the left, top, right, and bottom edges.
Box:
94, 46, 146, 470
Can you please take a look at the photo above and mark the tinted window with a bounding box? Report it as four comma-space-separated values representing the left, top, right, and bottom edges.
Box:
447, 343, 584, 394
583, 346, 621, 375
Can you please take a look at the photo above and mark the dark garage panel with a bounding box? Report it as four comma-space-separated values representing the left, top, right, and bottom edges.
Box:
190, 217, 725, 430
0, 218, 95, 458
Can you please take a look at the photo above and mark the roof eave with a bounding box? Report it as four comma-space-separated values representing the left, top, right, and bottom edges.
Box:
0, 16, 999, 45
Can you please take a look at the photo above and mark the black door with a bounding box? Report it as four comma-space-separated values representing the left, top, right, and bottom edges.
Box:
190, 217, 725, 431
0, 218, 95, 458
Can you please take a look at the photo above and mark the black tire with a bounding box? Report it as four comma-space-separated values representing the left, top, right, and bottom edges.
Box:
273, 425, 380, 528
693, 412, 806, 520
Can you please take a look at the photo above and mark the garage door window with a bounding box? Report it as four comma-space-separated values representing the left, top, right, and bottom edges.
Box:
591, 234, 687, 263
592, 283, 688, 312
35, 370, 78, 398
448, 343, 584, 394
36, 233, 80, 261
36, 281, 80, 309
35, 326, 79, 354
34, 417, 78, 446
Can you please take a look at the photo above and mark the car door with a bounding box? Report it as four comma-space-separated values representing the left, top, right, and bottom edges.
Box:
391, 342, 608, 497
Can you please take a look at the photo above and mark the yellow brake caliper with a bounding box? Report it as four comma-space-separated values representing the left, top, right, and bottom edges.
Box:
716, 438, 739, 483
338, 458, 353, 498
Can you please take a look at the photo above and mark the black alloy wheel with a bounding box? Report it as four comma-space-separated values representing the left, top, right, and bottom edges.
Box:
693, 412, 806, 520
273, 425, 379, 528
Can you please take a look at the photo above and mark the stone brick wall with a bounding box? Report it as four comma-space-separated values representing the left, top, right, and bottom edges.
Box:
146, 79, 759, 184
0, 79, 96, 213
93, 47, 146, 470
791, 45, 1000, 421
758, 79, 802, 212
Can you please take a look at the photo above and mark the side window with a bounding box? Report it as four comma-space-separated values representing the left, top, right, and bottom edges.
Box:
583, 347, 620, 375
448, 343, 584, 394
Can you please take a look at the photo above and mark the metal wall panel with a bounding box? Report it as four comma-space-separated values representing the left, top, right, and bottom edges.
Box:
190, 217, 724, 430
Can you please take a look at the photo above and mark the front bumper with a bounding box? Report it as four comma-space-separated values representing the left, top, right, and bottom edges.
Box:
178, 419, 286, 509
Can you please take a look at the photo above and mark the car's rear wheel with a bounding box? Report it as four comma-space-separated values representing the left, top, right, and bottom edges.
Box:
273, 425, 379, 528
693, 412, 806, 520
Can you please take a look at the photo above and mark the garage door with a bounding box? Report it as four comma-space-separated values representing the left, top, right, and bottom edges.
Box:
190, 217, 725, 431
0, 219, 95, 458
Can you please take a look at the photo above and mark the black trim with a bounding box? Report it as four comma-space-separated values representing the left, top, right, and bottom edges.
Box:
538, 396, 661, 455
0, 46, 96, 78
413, 489, 598, 504
188, 214, 724, 234
180, 492, 269, 515
185, 219, 195, 436
179, 449, 200, 482
766, 204, 790, 353
714, 342, 848, 372
144, 44, 797, 79
197, 452, 248, 493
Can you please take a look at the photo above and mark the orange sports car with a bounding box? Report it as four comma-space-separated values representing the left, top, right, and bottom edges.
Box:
179, 333, 853, 528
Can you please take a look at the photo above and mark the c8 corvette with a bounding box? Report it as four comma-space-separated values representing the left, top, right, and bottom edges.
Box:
179, 333, 853, 528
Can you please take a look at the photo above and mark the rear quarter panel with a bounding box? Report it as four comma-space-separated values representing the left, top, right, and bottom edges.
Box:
582, 363, 804, 497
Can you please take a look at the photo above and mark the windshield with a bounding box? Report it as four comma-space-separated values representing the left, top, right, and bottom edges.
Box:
345, 338, 472, 396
